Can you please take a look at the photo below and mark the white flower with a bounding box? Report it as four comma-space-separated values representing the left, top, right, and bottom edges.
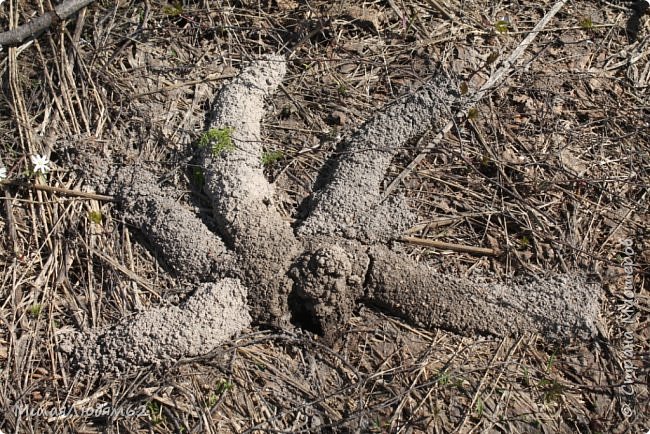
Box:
31, 154, 50, 174
0, 167, 6, 180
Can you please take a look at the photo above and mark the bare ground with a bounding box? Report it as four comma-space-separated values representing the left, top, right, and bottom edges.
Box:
0, 0, 648, 433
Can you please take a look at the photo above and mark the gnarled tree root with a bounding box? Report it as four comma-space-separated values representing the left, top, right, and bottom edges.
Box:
201, 55, 300, 326
298, 77, 458, 243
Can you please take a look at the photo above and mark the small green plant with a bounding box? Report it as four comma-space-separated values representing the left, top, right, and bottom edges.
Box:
468, 107, 479, 120
88, 210, 103, 224
522, 365, 531, 387
518, 235, 531, 249
545, 351, 557, 372
579, 17, 593, 30
495, 20, 510, 34
197, 127, 235, 156
280, 106, 293, 118
459, 82, 469, 95
147, 401, 163, 424
370, 416, 389, 432
206, 393, 219, 407
162, 3, 183, 16
214, 379, 233, 395
437, 370, 451, 386
29, 304, 43, 317
539, 378, 566, 404
337, 84, 348, 96
475, 397, 485, 417
261, 150, 284, 166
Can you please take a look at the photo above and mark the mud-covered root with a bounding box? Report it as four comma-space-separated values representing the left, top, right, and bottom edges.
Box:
364, 246, 602, 341
299, 80, 458, 243
108, 165, 233, 280
63, 279, 251, 373
201, 55, 300, 326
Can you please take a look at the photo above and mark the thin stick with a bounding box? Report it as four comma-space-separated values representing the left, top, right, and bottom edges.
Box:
400, 236, 499, 256
382, 0, 568, 198
0, 0, 96, 47
0, 180, 115, 201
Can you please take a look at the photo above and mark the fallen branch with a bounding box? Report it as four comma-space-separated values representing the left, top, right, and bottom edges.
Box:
0, 0, 95, 47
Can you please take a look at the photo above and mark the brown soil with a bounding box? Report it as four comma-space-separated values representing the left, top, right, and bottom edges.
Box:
0, 0, 648, 433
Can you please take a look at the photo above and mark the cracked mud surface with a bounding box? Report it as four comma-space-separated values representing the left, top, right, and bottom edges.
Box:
65, 57, 603, 373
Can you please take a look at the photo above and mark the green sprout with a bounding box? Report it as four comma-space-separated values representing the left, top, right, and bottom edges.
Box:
579, 17, 593, 30
206, 393, 219, 408
29, 304, 43, 317
162, 3, 183, 16
459, 82, 469, 95
539, 378, 566, 404
545, 351, 557, 372
495, 20, 510, 34
214, 379, 233, 395
261, 150, 284, 166
280, 105, 293, 118
475, 397, 485, 417
437, 370, 451, 386
522, 365, 531, 387
147, 401, 164, 424
468, 107, 479, 120
198, 127, 235, 156
88, 210, 103, 224
370, 416, 389, 432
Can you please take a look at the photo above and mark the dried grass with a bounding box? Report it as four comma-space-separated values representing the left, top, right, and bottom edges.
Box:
0, 0, 648, 432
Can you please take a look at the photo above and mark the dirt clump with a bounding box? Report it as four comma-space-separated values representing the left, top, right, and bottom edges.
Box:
64, 279, 250, 373
107, 165, 233, 280
299, 80, 458, 243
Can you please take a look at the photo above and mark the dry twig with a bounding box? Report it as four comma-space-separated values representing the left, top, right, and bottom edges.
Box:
0, 0, 96, 47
